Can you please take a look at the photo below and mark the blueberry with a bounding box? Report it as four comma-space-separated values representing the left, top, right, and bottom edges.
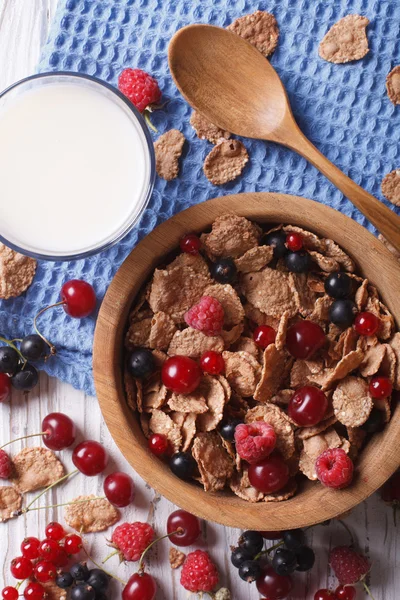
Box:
329, 299, 357, 327
263, 230, 288, 258
219, 418, 242, 442
169, 452, 196, 480
295, 546, 315, 572
127, 348, 155, 379
20, 334, 47, 360
361, 408, 385, 433
272, 547, 297, 576
11, 363, 38, 391
285, 251, 311, 273
231, 546, 254, 568
324, 272, 352, 299
87, 569, 110, 593
55, 572, 74, 589
210, 258, 237, 284
0, 346, 19, 374
238, 530, 264, 555
70, 562, 90, 582
282, 529, 305, 550
70, 584, 95, 600
238, 559, 262, 582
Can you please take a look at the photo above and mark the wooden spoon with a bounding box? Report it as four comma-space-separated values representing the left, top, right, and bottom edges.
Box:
168, 24, 400, 252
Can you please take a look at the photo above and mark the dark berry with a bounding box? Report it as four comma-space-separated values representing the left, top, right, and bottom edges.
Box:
263, 230, 288, 258
20, 335, 46, 360
272, 547, 297, 576
285, 251, 311, 273
238, 531, 264, 555
238, 559, 262, 582
0, 346, 19, 374
219, 418, 242, 442
87, 570, 110, 593
210, 258, 237, 284
169, 452, 196, 480
55, 572, 74, 589
231, 546, 254, 568
295, 546, 315, 571
70, 563, 90, 582
127, 348, 155, 379
70, 585, 95, 600
283, 529, 305, 550
361, 408, 385, 433
324, 272, 352, 299
11, 363, 38, 391
329, 299, 357, 327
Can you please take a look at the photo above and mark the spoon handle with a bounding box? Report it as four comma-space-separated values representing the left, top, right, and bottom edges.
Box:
286, 130, 400, 253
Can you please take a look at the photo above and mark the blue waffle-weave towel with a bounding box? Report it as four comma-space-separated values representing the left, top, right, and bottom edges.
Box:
1, 0, 399, 396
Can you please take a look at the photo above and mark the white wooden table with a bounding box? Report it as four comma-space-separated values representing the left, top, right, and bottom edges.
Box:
0, 2, 398, 598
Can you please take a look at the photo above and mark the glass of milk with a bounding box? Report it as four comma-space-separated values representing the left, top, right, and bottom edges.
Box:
0, 73, 155, 260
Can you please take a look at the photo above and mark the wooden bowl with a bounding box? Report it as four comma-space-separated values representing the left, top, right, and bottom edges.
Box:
93, 193, 400, 530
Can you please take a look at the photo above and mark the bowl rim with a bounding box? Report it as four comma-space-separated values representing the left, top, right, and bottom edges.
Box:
94, 192, 400, 530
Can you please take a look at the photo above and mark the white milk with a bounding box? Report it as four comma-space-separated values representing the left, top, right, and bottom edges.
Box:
0, 76, 153, 259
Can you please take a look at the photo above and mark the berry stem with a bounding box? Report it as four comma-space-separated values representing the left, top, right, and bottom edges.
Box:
254, 540, 284, 560
102, 549, 119, 564
82, 543, 126, 586
363, 581, 376, 600
23, 469, 79, 512
15, 580, 25, 590
143, 110, 158, 133
138, 530, 180, 573
33, 301, 65, 356
336, 519, 356, 546
22, 495, 106, 513
0, 432, 46, 450
0, 335, 26, 365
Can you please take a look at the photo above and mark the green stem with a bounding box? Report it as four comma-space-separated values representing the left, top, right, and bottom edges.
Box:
254, 540, 284, 560
15, 580, 25, 590
23, 469, 78, 512
0, 335, 26, 365
33, 301, 65, 355
0, 432, 46, 450
363, 581, 376, 600
144, 110, 158, 133
336, 519, 355, 546
82, 544, 126, 586
102, 549, 120, 564
23, 496, 105, 513
138, 530, 180, 572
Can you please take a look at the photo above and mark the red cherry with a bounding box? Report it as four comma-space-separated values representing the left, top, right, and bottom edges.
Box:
61, 280, 96, 318
148, 433, 169, 457
38, 539, 60, 562
53, 547, 69, 567
180, 234, 201, 255
253, 325, 276, 349
34, 560, 57, 583
286, 232, 303, 252
0, 374, 11, 403
286, 320, 326, 359
369, 376, 392, 399
122, 572, 157, 600
256, 565, 292, 599
335, 585, 356, 600
64, 534, 82, 555
248, 455, 289, 494
10, 556, 34, 579
23, 583, 46, 600
260, 530, 283, 540
45, 521, 65, 541
161, 356, 202, 394
42, 413, 76, 451
104, 471, 135, 507
21, 536, 41, 559
381, 470, 400, 503
72, 440, 108, 476
167, 509, 201, 546
288, 386, 328, 426
200, 351, 225, 375
354, 311, 379, 336
314, 591, 335, 600
2, 588, 19, 600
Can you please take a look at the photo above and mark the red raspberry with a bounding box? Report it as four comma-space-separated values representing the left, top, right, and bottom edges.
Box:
180, 550, 219, 593
329, 546, 371, 586
315, 448, 353, 489
234, 422, 276, 464
0, 449, 12, 479
184, 296, 224, 336
110, 522, 155, 562
118, 68, 161, 113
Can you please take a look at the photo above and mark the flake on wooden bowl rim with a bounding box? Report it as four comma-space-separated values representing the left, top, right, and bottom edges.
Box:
203, 140, 249, 186
0, 244, 37, 299
190, 110, 231, 144
64, 495, 120, 533
227, 10, 279, 57
388, 333, 400, 389
264, 478, 297, 502
10, 447, 64, 494
154, 129, 185, 181
319, 15, 370, 64
229, 467, 264, 502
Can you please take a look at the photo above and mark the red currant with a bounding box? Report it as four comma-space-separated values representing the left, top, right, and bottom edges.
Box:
53, 547, 69, 567
248, 455, 289, 494
34, 560, 57, 583
42, 413, 76, 451
167, 510, 201, 546
72, 440, 108, 476
45, 521, 65, 541
0, 373, 11, 403
253, 325, 276, 349
369, 376, 393, 399
10, 556, 33, 579
286, 232, 303, 252
288, 386, 328, 427
148, 433, 169, 457
335, 585, 356, 600
200, 351, 225, 375
314, 591, 335, 600
180, 233, 201, 255
38, 539, 60, 562
23, 583, 46, 600
260, 530, 283, 540
21, 536, 40, 560
286, 320, 326, 359
1, 588, 19, 600
354, 311, 379, 336
64, 534, 82, 555
61, 280, 96, 318
256, 565, 292, 599
122, 572, 157, 600
161, 356, 202, 394
104, 471, 135, 507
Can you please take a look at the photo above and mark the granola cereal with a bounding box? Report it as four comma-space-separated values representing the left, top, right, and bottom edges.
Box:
386, 65, 400, 105
319, 15, 370, 64
227, 10, 279, 57
169, 547, 186, 569
10, 447, 64, 494
381, 169, 400, 207
64, 495, 120, 533
0, 487, 22, 522
203, 140, 249, 186
0, 243, 37, 299
190, 111, 231, 144
154, 129, 185, 181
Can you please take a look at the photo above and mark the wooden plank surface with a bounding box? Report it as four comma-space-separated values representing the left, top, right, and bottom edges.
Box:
0, 2, 398, 598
